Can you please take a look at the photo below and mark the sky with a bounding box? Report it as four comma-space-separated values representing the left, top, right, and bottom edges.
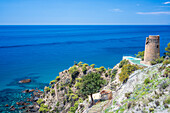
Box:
0, 0, 170, 25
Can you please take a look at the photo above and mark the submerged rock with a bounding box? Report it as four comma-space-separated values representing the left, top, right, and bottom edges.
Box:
22, 89, 29, 93
5, 104, 9, 107
19, 79, 31, 83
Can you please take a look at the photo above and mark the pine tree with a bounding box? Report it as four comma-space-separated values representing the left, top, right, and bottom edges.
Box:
80, 72, 106, 105
165, 42, 170, 56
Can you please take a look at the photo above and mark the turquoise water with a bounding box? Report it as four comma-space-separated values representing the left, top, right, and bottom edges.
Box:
125, 57, 148, 66
126, 57, 136, 60
0, 25, 170, 112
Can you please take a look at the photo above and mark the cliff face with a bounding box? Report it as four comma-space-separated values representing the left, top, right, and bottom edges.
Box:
37, 63, 116, 113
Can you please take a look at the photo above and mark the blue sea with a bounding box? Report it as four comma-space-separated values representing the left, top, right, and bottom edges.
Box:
0, 25, 170, 112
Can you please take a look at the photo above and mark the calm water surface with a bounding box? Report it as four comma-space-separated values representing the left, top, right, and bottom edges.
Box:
0, 25, 169, 112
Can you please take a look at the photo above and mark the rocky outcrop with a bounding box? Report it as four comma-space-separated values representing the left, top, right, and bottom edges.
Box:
36, 63, 115, 113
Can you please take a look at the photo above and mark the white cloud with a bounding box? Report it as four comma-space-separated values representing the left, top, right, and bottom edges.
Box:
163, 1, 170, 4
137, 11, 170, 15
111, 9, 123, 12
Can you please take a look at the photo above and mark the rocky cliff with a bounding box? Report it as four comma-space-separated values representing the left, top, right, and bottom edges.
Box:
35, 59, 170, 113
35, 62, 117, 113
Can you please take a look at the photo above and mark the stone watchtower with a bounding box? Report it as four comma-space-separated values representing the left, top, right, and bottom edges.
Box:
143, 35, 160, 65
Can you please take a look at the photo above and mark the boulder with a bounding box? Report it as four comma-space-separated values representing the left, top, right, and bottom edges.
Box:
19, 106, 26, 110
100, 90, 112, 101
16, 101, 25, 105
19, 79, 31, 83
10, 107, 15, 111
10, 105, 14, 109
24, 103, 30, 105
29, 89, 34, 92
33, 97, 39, 102
22, 89, 29, 93
5, 104, 9, 107
28, 105, 34, 109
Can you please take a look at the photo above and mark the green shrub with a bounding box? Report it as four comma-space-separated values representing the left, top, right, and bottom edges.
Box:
76, 78, 82, 82
105, 73, 108, 77
151, 57, 164, 65
108, 69, 112, 75
163, 96, 170, 104
119, 64, 140, 82
78, 61, 83, 67
39, 107, 49, 113
75, 82, 81, 89
156, 57, 164, 63
37, 98, 44, 105
149, 108, 154, 112
150, 60, 157, 65
69, 93, 78, 101
162, 81, 169, 89
78, 98, 83, 103
82, 64, 87, 74
56, 76, 60, 81
69, 101, 79, 113
51, 89, 55, 95
135, 51, 144, 60
144, 78, 150, 84
83, 63, 89, 66
99, 66, 106, 72
56, 102, 60, 106
44, 87, 50, 92
111, 69, 118, 80
39, 104, 49, 112
68, 87, 73, 94
51, 84, 54, 88
42, 104, 48, 108
163, 60, 170, 65
54, 107, 59, 113
164, 67, 170, 77
69, 66, 79, 82
125, 92, 132, 98
90, 64, 95, 68
50, 80, 56, 84
119, 59, 129, 68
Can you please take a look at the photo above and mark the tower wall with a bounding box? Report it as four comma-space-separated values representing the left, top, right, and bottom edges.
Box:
144, 35, 160, 64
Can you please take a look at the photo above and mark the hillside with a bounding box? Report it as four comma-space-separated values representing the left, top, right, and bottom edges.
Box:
99, 62, 170, 113
32, 58, 169, 113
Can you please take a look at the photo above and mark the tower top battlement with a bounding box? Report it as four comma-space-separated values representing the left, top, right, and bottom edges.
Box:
148, 35, 159, 39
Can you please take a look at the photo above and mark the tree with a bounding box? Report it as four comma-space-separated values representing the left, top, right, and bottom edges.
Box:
80, 72, 106, 105
135, 51, 144, 60
165, 42, 170, 56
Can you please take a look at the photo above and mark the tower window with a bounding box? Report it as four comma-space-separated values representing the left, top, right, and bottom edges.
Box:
157, 45, 159, 48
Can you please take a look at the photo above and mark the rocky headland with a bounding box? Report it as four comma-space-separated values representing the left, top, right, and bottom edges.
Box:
31, 56, 169, 113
